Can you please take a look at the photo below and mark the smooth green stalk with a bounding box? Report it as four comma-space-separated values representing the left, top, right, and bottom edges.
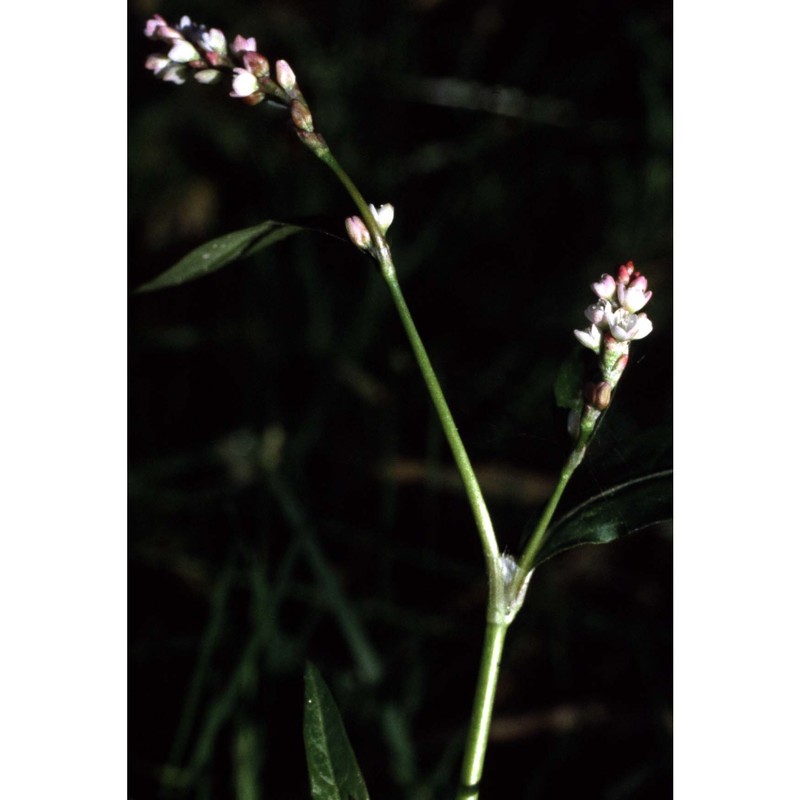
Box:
382, 274, 499, 568
313, 146, 499, 570
512, 418, 595, 598
456, 621, 509, 800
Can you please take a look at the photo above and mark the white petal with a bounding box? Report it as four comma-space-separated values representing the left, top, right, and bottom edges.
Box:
168, 40, 200, 63
631, 314, 653, 339
232, 69, 259, 97
574, 326, 601, 352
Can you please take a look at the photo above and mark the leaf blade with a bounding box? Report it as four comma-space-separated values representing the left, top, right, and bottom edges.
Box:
135, 219, 305, 293
532, 469, 673, 568
303, 662, 370, 800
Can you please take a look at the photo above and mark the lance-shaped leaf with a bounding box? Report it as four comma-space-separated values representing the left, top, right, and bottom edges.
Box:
532, 469, 672, 568
303, 662, 370, 800
135, 220, 305, 293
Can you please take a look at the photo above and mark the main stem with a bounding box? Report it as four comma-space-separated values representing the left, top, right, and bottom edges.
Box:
456, 621, 508, 800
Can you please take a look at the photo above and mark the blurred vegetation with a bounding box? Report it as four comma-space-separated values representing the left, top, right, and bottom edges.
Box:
129, 0, 672, 797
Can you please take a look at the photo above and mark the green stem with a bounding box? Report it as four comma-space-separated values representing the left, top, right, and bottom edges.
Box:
382, 274, 499, 567
315, 146, 499, 569
456, 621, 509, 800
512, 422, 594, 595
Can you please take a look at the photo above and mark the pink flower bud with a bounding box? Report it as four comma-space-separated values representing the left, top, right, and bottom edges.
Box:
275, 60, 297, 93
345, 216, 372, 250
232, 35, 257, 56
144, 15, 167, 38
617, 260, 636, 286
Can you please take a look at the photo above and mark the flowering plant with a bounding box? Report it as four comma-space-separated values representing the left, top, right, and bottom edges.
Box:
136, 13, 671, 799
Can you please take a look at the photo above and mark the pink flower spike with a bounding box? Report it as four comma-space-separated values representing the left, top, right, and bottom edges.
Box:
591, 273, 616, 300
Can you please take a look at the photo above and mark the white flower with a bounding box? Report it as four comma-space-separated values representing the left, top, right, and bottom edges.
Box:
606, 308, 653, 341
574, 324, 602, 352
617, 274, 652, 313
369, 203, 394, 233
584, 300, 608, 326
199, 28, 227, 55
231, 68, 259, 97
168, 40, 200, 63
591, 273, 616, 300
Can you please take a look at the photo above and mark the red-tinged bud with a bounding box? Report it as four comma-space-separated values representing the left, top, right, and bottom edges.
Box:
290, 100, 314, 132
615, 354, 629, 372
204, 51, 230, 68
617, 260, 636, 285
242, 51, 270, 78
584, 382, 612, 411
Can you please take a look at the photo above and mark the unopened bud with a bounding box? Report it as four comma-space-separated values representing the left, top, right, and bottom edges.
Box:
242, 51, 270, 78
168, 40, 200, 63
290, 100, 314, 132
275, 59, 297, 92
194, 69, 222, 85
345, 216, 372, 250
585, 381, 612, 411
232, 35, 257, 55
617, 260, 636, 286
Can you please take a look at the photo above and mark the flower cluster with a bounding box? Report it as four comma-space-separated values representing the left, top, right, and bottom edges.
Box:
144, 15, 317, 139
574, 261, 653, 355
568, 261, 654, 439
345, 204, 395, 253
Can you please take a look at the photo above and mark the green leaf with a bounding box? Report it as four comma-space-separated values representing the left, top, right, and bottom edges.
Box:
303, 662, 370, 800
135, 220, 305, 292
532, 469, 672, 568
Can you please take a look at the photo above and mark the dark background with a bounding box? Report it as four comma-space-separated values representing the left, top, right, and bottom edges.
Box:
130, 0, 672, 797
